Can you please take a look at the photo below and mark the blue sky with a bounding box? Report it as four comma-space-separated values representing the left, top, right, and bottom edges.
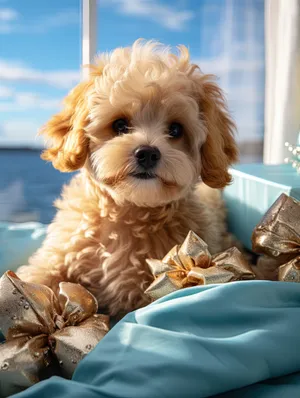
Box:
0, 0, 264, 147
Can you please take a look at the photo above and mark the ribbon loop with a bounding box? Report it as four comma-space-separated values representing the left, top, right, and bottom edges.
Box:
252, 194, 300, 282
0, 271, 109, 397
145, 231, 255, 300
252, 194, 300, 258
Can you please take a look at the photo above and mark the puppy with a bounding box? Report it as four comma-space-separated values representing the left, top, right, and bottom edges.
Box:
17, 40, 238, 317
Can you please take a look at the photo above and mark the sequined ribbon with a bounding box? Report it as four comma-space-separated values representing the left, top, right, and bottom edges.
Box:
252, 193, 300, 282
0, 271, 109, 397
145, 231, 255, 300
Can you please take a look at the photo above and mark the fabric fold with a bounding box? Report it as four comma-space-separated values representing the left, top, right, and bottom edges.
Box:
10, 281, 300, 398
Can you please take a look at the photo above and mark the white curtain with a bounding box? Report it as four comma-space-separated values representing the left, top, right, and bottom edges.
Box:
264, 0, 300, 164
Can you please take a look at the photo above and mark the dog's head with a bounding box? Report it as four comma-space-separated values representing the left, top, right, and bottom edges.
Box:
41, 40, 238, 207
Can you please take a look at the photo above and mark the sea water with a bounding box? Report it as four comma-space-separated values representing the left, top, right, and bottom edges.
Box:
0, 149, 72, 224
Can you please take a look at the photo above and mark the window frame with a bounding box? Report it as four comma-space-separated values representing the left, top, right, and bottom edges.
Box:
81, 0, 97, 80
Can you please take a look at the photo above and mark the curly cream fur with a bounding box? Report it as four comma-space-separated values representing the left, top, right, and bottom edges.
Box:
17, 40, 238, 317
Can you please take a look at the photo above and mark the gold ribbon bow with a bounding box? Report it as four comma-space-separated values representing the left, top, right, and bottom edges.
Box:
252, 193, 300, 282
0, 271, 109, 397
145, 231, 255, 300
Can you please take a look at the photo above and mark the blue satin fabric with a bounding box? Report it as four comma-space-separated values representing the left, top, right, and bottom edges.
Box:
11, 281, 300, 398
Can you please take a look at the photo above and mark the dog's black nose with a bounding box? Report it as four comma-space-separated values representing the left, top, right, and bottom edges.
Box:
134, 146, 161, 169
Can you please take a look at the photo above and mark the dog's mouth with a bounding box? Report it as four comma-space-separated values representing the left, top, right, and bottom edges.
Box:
102, 171, 178, 189
129, 172, 156, 180
130, 172, 178, 188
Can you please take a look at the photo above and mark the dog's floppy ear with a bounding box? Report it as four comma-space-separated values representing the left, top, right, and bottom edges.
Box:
40, 80, 92, 172
196, 75, 238, 188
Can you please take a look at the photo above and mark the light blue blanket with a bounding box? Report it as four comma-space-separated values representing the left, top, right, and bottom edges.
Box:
10, 282, 300, 398
1, 223, 300, 397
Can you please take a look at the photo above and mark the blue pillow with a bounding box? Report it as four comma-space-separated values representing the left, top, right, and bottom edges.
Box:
10, 281, 300, 398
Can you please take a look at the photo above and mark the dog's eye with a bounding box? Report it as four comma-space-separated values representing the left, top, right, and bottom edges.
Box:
112, 118, 129, 134
168, 122, 184, 139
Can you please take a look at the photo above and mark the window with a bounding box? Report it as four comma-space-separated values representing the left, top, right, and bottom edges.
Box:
0, 0, 80, 223
0, 0, 265, 223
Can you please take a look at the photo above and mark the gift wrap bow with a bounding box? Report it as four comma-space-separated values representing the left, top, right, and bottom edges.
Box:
0, 271, 109, 397
252, 193, 300, 282
145, 231, 255, 300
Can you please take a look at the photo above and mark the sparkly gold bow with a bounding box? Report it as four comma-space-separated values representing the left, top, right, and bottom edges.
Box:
145, 231, 255, 300
0, 271, 109, 397
252, 193, 300, 282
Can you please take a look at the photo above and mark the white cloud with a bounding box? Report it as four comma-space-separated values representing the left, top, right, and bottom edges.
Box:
0, 7, 18, 21
0, 62, 68, 112
27, 9, 79, 33
0, 92, 62, 112
0, 8, 78, 34
0, 84, 13, 98
0, 59, 80, 89
0, 7, 19, 33
0, 120, 43, 146
100, 0, 194, 31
